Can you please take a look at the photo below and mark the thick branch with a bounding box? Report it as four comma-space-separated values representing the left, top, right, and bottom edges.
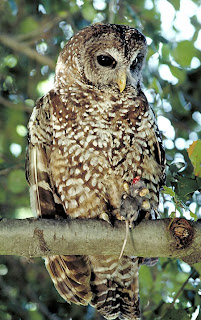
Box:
0, 218, 200, 264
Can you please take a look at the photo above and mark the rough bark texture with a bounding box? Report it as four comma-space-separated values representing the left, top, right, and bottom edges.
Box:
0, 218, 200, 264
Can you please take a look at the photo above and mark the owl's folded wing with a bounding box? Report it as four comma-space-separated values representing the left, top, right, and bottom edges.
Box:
26, 94, 92, 306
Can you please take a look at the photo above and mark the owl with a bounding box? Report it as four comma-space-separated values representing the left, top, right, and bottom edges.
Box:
26, 23, 165, 320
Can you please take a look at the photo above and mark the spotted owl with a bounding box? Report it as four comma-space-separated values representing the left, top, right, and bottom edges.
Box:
26, 23, 165, 320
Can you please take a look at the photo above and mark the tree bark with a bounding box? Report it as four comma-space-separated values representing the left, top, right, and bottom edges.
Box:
0, 218, 200, 265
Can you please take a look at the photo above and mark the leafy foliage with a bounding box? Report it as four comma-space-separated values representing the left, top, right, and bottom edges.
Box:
188, 140, 201, 177
0, 0, 201, 319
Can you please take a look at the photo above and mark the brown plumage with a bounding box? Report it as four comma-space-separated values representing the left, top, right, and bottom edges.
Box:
26, 23, 165, 320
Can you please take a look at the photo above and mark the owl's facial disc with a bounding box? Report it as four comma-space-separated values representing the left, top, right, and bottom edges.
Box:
82, 37, 146, 92
82, 46, 128, 92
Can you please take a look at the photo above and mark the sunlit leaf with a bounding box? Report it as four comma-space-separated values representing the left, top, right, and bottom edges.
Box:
167, 0, 180, 10
187, 140, 201, 177
172, 41, 197, 67
169, 65, 186, 84
193, 263, 201, 275
4, 55, 18, 68
190, 211, 198, 220
82, 3, 96, 20
19, 17, 39, 34
161, 186, 176, 197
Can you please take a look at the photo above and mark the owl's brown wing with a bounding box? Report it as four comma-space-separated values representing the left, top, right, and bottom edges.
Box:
25, 94, 61, 218
45, 256, 92, 305
26, 93, 92, 305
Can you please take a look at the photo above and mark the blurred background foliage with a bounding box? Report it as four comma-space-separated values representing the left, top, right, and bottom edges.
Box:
0, 0, 201, 319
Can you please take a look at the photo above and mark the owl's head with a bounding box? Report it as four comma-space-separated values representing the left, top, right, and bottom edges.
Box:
55, 24, 147, 92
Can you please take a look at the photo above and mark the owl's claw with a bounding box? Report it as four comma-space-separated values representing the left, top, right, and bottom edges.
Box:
123, 182, 130, 194
99, 212, 111, 224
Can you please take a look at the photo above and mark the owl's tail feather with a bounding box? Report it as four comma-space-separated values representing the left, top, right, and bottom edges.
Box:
45, 255, 92, 305
89, 255, 141, 320
45, 254, 141, 319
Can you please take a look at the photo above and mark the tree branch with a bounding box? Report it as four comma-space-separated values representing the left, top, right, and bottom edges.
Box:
0, 96, 32, 113
0, 218, 200, 264
0, 34, 55, 69
15, 14, 69, 42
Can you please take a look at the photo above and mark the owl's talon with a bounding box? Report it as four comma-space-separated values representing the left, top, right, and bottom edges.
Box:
99, 212, 111, 224
122, 193, 127, 200
123, 182, 130, 194
142, 200, 150, 210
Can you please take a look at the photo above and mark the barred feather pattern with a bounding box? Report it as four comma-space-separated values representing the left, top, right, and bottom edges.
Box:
26, 24, 165, 320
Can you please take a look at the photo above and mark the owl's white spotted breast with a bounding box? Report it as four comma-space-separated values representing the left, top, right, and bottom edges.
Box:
42, 82, 164, 220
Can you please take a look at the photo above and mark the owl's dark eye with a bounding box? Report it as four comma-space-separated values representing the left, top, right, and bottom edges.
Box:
130, 54, 144, 72
97, 55, 116, 68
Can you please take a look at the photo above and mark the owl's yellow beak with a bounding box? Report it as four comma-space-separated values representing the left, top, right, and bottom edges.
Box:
117, 71, 127, 93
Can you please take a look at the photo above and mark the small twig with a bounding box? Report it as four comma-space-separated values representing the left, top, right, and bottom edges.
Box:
0, 163, 23, 176
171, 270, 196, 307
16, 15, 68, 42
108, 0, 117, 24
0, 96, 32, 113
26, 288, 62, 320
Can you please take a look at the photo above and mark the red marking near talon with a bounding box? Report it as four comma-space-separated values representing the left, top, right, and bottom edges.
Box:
132, 176, 141, 184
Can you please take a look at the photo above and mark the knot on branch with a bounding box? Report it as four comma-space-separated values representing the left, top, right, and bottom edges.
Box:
170, 218, 194, 249
34, 228, 50, 254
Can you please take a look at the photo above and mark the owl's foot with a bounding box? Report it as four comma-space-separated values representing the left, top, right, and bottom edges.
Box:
120, 177, 150, 226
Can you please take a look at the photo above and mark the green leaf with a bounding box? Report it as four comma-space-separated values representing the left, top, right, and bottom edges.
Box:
187, 140, 201, 177
193, 263, 201, 274
163, 307, 190, 320
190, 211, 198, 220
167, 0, 180, 11
28, 310, 43, 320
19, 17, 39, 34
161, 186, 176, 197
82, 3, 96, 21
162, 43, 170, 60
174, 175, 200, 200
139, 265, 153, 292
7, 169, 27, 194
172, 40, 196, 67
169, 65, 186, 84
0, 188, 6, 203
4, 55, 18, 68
